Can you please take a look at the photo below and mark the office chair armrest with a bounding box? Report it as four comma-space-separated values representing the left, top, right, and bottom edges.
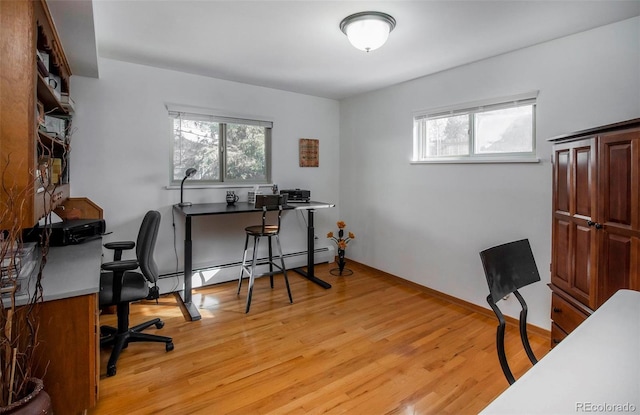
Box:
101, 259, 139, 273
104, 241, 135, 251
104, 241, 135, 261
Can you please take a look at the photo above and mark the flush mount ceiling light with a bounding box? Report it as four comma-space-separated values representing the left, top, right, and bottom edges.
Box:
339, 11, 396, 52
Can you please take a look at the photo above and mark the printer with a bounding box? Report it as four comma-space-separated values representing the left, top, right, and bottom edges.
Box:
280, 189, 310, 203
24, 219, 106, 246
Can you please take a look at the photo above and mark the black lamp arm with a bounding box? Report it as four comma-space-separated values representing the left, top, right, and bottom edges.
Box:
179, 168, 197, 206
180, 175, 188, 204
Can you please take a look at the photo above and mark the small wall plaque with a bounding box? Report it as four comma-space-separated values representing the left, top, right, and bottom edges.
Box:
299, 138, 319, 167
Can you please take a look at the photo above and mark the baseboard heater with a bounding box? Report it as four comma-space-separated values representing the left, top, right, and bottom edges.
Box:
156, 246, 334, 295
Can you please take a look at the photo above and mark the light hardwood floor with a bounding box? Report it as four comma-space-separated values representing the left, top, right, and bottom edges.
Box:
89, 261, 549, 415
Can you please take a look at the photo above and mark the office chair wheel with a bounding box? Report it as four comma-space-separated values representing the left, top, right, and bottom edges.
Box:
155, 321, 164, 329
166, 342, 174, 352
107, 365, 116, 377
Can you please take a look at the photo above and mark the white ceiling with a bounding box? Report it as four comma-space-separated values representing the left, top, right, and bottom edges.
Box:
49, 0, 640, 100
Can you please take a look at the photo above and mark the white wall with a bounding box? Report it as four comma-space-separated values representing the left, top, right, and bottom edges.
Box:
69, 58, 341, 281
69, 18, 639, 327
339, 17, 640, 329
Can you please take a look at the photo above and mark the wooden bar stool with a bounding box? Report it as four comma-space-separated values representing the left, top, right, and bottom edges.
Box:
237, 195, 293, 313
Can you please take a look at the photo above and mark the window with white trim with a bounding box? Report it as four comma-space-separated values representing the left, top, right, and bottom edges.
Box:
412, 93, 537, 163
169, 107, 272, 185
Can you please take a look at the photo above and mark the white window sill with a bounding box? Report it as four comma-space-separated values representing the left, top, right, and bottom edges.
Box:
411, 157, 540, 165
165, 183, 274, 190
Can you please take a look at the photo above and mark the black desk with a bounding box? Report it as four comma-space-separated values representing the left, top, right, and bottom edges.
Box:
173, 201, 335, 321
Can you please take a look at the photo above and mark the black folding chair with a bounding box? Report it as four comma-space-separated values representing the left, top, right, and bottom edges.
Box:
480, 239, 540, 384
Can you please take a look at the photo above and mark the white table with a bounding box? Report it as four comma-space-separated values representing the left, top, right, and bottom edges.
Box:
481, 289, 640, 415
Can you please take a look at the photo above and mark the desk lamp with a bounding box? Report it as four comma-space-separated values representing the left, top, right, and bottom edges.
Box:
179, 168, 197, 207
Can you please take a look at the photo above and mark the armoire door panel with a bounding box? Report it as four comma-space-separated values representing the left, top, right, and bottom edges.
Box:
599, 131, 639, 230
602, 143, 632, 226
599, 233, 631, 306
573, 224, 593, 305
574, 146, 593, 218
552, 218, 571, 287
631, 238, 640, 291
555, 149, 570, 213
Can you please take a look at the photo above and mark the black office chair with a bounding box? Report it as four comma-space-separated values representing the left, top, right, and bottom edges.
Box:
479, 238, 540, 385
100, 210, 174, 377
237, 194, 293, 313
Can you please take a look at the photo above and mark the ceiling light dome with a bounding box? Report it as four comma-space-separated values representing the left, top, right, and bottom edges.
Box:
340, 11, 396, 52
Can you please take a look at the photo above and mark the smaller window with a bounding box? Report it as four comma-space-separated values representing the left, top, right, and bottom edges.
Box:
413, 93, 537, 163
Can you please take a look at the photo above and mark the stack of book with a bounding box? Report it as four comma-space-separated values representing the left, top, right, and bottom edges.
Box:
61, 93, 75, 114
0, 242, 38, 297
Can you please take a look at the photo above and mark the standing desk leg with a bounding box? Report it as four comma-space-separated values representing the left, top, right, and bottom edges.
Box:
177, 216, 202, 321
293, 209, 331, 289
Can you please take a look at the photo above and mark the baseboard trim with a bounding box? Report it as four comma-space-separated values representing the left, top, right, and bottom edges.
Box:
349, 259, 551, 340
155, 246, 334, 294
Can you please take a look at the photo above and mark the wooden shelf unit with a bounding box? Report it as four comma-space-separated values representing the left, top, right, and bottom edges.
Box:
0, 0, 71, 230
1, 1, 100, 414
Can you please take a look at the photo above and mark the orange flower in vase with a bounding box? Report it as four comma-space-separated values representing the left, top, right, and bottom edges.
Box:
327, 221, 355, 276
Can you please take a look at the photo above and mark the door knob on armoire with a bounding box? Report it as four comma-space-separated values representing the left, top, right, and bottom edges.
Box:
587, 220, 603, 229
